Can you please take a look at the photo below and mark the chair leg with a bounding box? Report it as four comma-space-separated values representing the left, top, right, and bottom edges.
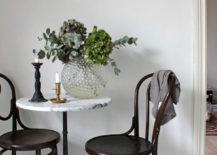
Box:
12, 151, 16, 155
152, 141, 158, 155
152, 149, 157, 155
48, 145, 57, 155
36, 150, 41, 155
152, 145, 158, 155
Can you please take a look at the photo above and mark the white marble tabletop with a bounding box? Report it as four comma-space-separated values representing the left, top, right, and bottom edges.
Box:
16, 94, 111, 112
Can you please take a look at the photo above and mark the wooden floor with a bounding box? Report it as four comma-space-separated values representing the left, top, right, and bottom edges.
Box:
206, 136, 217, 155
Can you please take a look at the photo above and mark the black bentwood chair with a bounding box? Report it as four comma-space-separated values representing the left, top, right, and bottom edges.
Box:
85, 73, 176, 155
0, 73, 60, 155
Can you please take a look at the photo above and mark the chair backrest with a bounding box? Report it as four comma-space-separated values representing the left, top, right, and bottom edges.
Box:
0, 73, 27, 132
132, 73, 175, 147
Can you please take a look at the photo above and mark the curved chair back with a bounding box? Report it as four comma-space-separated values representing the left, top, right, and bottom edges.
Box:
124, 73, 175, 148
0, 73, 27, 132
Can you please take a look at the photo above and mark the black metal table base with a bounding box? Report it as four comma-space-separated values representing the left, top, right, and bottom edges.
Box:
63, 112, 68, 155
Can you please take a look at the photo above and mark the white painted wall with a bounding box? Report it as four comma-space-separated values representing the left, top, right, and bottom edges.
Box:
207, 0, 217, 102
0, 0, 193, 155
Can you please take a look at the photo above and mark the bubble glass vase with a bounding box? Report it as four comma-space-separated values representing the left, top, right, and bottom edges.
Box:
61, 58, 106, 98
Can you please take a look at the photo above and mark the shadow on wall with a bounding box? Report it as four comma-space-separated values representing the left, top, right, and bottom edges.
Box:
104, 48, 161, 98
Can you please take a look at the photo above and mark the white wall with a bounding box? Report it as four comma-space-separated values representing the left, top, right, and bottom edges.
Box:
0, 0, 193, 155
207, 0, 217, 102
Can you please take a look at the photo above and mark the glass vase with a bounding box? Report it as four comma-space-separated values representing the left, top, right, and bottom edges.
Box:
61, 58, 107, 98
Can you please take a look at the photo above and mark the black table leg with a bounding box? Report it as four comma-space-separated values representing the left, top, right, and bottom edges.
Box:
63, 112, 68, 155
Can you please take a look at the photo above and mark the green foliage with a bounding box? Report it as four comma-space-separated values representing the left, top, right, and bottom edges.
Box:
32, 19, 138, 76
110, 59, 120, 75
33, 19, 86, 63
110, 36, 138, 75
113, 36, 138, 49
84, 26, 113, 66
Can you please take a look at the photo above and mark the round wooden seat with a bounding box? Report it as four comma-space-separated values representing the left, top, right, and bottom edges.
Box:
0, 129, 60, 151
86, 135, 152, 155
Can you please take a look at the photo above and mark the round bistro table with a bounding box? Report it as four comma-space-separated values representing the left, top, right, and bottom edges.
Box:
16, 95, 111, 155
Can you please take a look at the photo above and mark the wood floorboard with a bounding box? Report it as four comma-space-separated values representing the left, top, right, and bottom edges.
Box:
206, 136, 217, 155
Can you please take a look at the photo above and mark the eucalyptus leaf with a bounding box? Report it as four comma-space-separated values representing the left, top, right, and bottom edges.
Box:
43, 33, 48, 40
111, 62, 116, 67
33, 49, 36, 55
37, 37, 43, 41
71, 51, 78, 57
52, 56, 56, 62
114, 68, 120, 76
69, 54, 74, 60
46, 52, 51, 59
46, 28, 50, 35
38, 50, 45, 59
64, 33, 83, 49
44, 45, 49, 50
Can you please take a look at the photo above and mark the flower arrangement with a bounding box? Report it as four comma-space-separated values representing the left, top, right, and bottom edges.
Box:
33, 19, 137, 75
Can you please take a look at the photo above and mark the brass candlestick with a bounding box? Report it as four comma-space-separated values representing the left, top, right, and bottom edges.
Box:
50, 83, 67, 103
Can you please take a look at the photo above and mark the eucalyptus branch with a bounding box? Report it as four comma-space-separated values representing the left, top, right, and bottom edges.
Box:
113, 36, 138, 49
109, 58, 120, 75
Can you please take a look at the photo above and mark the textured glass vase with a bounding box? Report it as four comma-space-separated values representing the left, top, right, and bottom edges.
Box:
61, 58, 107, 98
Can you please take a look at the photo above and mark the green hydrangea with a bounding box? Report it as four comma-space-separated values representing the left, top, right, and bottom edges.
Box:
84, 26, 113, 65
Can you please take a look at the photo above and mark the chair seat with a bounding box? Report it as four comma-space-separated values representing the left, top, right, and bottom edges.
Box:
0, 129, 60, 151
85, 135, 152, 155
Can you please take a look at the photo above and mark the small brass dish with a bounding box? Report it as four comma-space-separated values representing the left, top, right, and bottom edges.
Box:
50, 98, 67, 103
